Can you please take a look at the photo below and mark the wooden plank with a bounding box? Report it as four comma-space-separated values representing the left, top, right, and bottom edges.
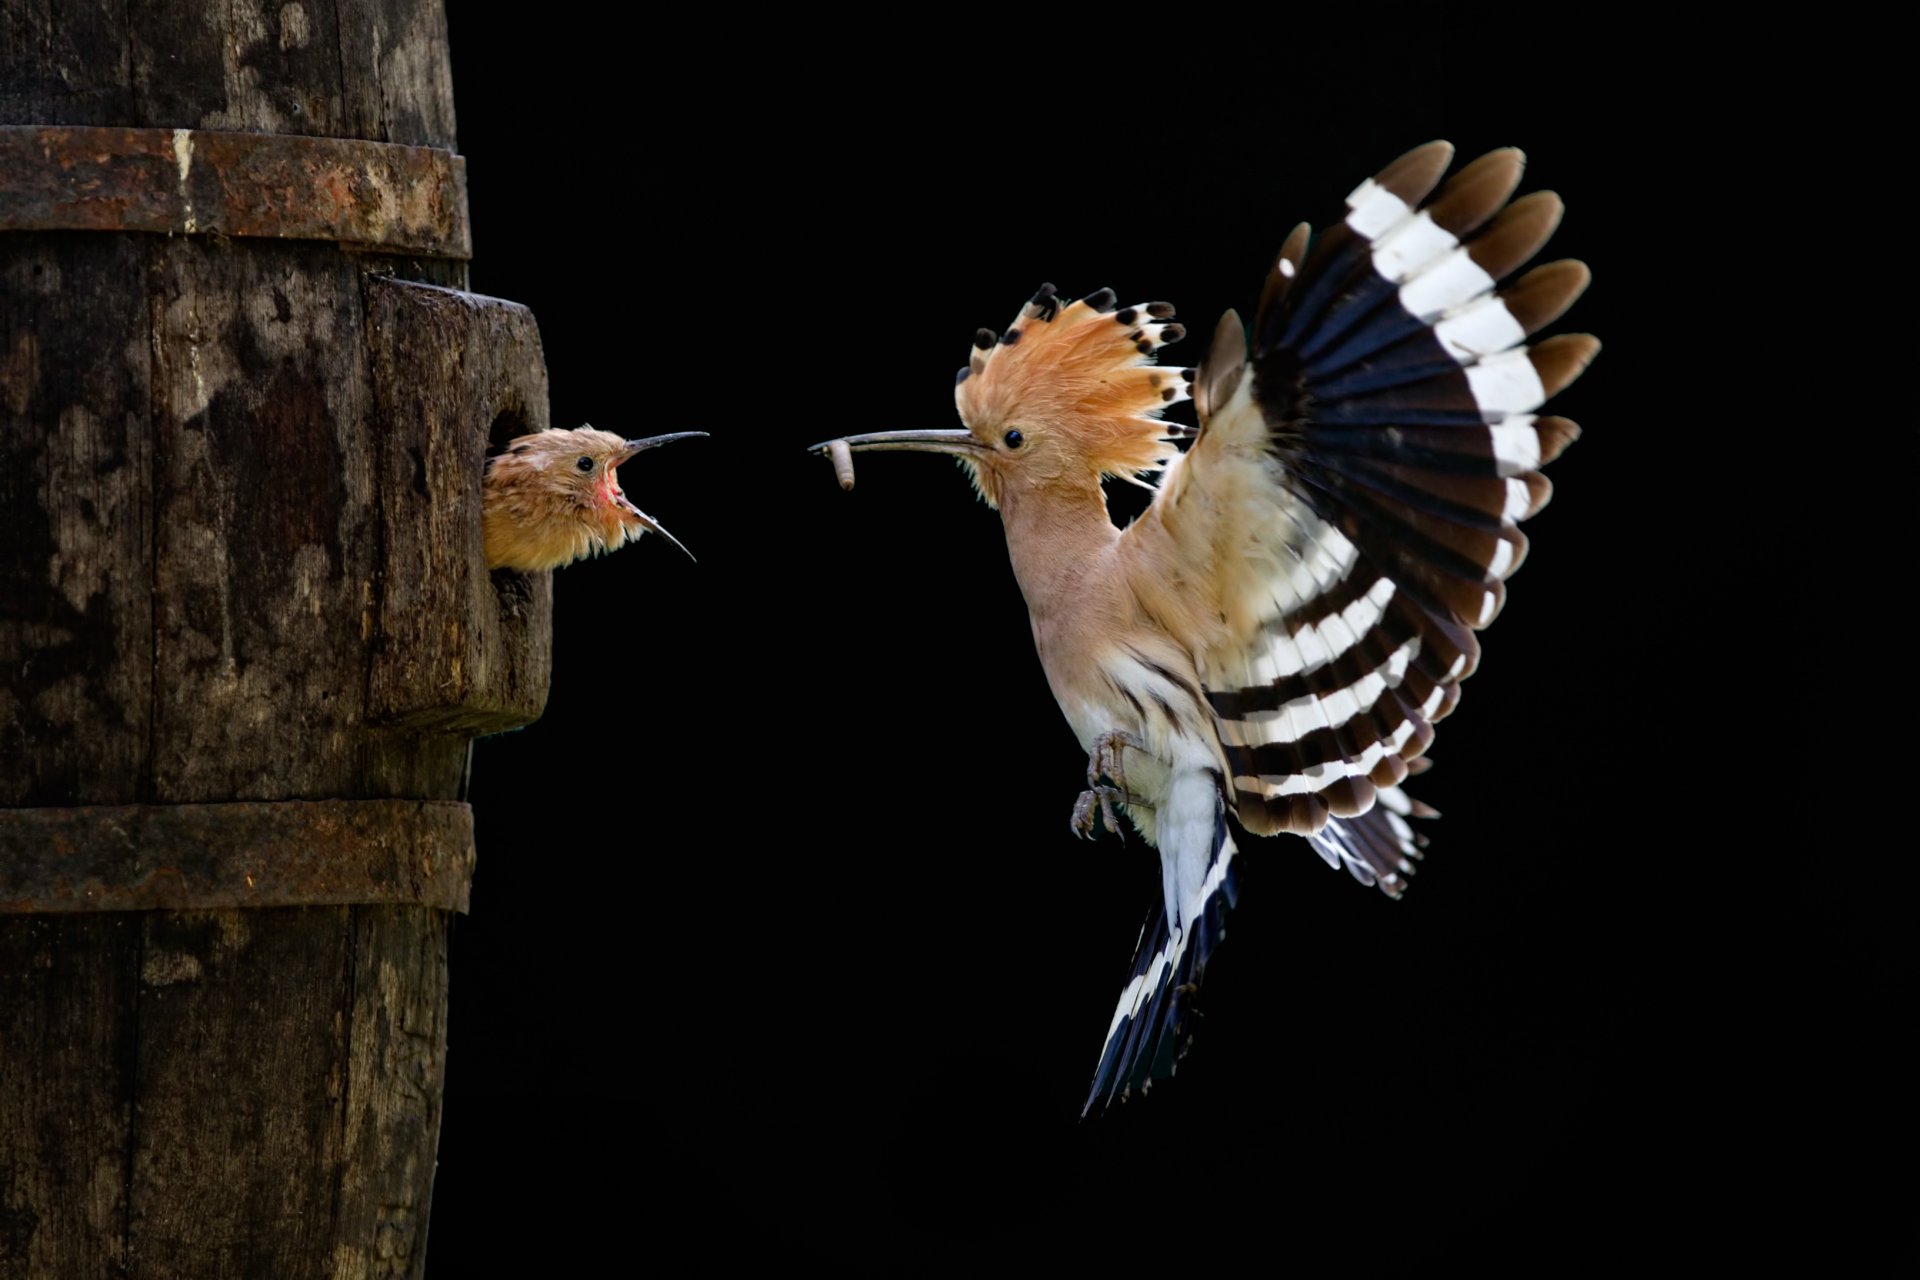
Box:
0, 0, 134, 126
123, 2, 229, 132
0, 234, 153, 807
0, 800, 476, 915
127, 908, 351, 1278
354, 732, 472, 802
4, 3, 453, 146
200, 0, 350, 138
333, 906, 450, 1279
1, 5, 514, 1275
147, 238, 379, 803
337, 0, 458, 148
0, 915, 137, 1279
364, 278, 553, 736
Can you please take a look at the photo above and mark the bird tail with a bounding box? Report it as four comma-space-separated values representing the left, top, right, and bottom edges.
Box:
1306, 784, 1434, 898
1083, 790, 1240, 1117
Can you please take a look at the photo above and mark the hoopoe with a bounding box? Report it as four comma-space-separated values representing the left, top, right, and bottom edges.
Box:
482, 427, 705, 571
812, 143, 1597, 1114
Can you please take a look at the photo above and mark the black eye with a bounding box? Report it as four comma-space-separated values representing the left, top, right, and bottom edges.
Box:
576, 455, 595, 472
1003, 430, 1024, 450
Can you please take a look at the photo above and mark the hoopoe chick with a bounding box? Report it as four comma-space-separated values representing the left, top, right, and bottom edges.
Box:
482, 426, 705, 571
812, 143, 1598, 1115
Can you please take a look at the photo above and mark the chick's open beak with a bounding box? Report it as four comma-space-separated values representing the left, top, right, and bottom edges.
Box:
605, 432, 702, 558
617, 431, 708, 464
614, 494, 695, 561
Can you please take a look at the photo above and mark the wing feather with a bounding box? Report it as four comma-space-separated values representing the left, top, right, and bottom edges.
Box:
1127, 143, 1594, 876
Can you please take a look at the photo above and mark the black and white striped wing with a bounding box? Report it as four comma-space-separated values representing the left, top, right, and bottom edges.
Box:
1146, 143, 1596, 893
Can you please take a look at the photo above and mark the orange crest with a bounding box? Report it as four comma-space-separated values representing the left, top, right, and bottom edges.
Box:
955, 284, 1193, 489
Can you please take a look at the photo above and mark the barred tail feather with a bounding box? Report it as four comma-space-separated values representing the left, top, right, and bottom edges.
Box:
1306, 784, 1434, 898
1084, 783, 1239, 1116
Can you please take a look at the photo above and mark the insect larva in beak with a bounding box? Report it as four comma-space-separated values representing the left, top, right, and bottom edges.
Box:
828, 439, 855, 491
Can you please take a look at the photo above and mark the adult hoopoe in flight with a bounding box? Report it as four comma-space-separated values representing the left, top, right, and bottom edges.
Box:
812, 143, 1597, 1114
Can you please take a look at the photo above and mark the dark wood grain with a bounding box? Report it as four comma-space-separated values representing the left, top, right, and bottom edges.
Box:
335, 905, 451, 1278
0, 915, 137, 1280
2, 1, 454, 144
1, 3, 522, 1274
365, 278, 554, 735
336, 0, 458, 148
0, 801, 475, 914
0, 1, 135, 127
147, 239, 377, 803
0, 235, 153, 808
127, 909, 353, 1277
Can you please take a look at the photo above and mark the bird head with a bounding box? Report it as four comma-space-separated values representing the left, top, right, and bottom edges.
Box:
482, 426, 705, 572
812, 284, 1191, 509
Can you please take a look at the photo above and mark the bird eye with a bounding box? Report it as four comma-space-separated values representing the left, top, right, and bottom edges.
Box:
576, 455, 594, 473
1004, 430, 1024, 450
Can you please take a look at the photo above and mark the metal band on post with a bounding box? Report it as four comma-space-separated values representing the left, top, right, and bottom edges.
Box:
0, 125, 471, 258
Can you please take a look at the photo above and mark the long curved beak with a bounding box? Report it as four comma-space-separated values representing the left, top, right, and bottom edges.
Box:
615, 494, 695, 561
806, 429, 983, 459
618, 431, 707, 464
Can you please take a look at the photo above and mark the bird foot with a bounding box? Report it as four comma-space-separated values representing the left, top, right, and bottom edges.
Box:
1074, 785, 1144, 840
1071, 730, 1149, 840
1087, 730, 1146, 792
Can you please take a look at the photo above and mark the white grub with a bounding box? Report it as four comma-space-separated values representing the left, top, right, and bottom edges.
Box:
828, 439, 855, 491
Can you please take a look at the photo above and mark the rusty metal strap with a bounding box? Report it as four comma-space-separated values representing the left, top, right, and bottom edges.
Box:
0, 125, 470, 258
0, 800, 476, 914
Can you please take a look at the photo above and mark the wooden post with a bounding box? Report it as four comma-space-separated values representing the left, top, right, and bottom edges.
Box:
0, 5, 549, 1275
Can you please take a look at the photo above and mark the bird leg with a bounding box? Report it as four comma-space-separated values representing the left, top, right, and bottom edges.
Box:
1072, 730, 1149, 839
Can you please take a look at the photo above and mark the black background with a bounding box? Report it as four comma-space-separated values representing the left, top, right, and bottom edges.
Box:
425, 19, 1906, 1275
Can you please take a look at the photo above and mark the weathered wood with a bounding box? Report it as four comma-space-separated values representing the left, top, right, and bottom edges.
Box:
0, 235, 154, 808
366, 278, 554, 734
0, 1, 136, 128
0, 801, 476, 914
0, 126, 473, 258
2, 226, 515, 813
352, 730, 473, 804
335, 905, 449, 1279
0, 914, 137, 1280
1, 3, 516, 1274
147, 238, 380, 803
3, 3, 454, 148
0, 908, 458, 1279
128, 908, 353, 1276
334, 0, 458, 148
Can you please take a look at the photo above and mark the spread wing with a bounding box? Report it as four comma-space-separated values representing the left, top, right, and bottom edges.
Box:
1124, 143, 1597, 893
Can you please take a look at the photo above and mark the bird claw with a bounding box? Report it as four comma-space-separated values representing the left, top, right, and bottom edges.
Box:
1072, 785, 1133, 840
1087, 730, 1146, 792
1072, 730, 1149, 840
